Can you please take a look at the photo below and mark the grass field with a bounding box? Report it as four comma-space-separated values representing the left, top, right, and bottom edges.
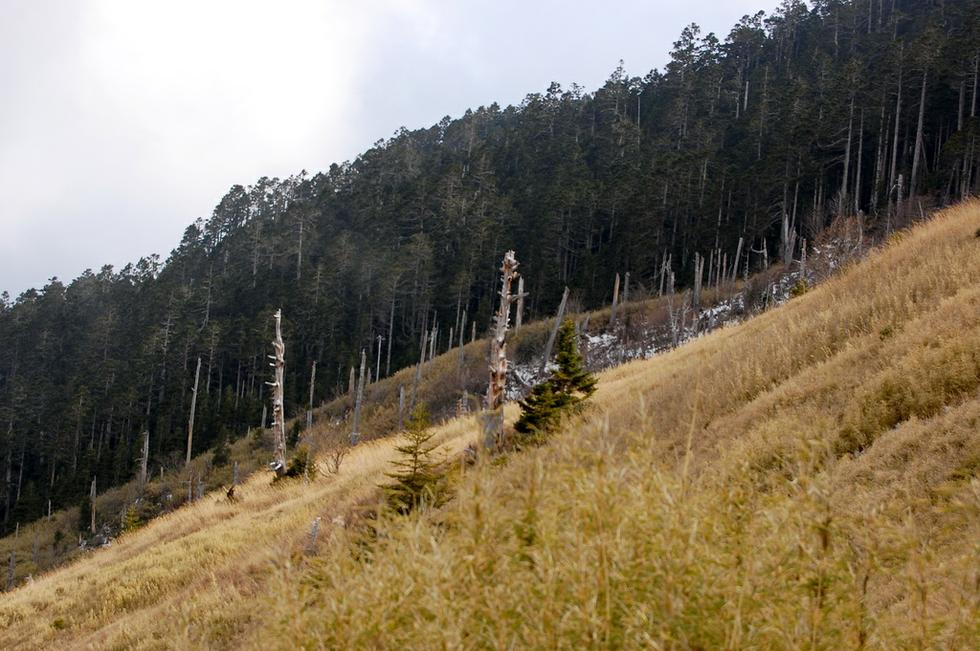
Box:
0, 201, 978, 649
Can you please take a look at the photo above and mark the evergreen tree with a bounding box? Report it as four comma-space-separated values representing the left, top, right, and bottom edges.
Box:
383, 404, 442, 514
515, 319, 596, 437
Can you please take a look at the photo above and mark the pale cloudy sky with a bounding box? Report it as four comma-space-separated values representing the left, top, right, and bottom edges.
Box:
0, 0, 765, 296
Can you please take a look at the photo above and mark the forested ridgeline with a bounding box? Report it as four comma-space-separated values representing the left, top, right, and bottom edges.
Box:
1, 0, 978, 532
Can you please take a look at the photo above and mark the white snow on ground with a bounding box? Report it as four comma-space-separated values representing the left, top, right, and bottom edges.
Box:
505, 237, 855, 401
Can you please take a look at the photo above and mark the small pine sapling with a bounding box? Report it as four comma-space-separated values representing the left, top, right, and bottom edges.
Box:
515, 318, 597, 438
383, 404, 443, 514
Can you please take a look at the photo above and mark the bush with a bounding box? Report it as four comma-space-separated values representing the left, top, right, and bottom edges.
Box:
281, 445, 318, 481
790, 278, 808, 297
122, 504, 141, 534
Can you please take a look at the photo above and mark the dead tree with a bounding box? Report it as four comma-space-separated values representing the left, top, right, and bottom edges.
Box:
89, 476, 97, 534
411, 330, 427, 409
6, 552, 13, 591
692, 253, 705, 309
538, 286, 570, 376
515, 277, 525, 330
267, 309, 287, 476
397, 385, 406, 431
610, 273, 621, 323
484, 251, 521, 449
138, 431, 149, 489
350, 349, 366, 445
307, 361, 316, 431
186, 357, 201, 466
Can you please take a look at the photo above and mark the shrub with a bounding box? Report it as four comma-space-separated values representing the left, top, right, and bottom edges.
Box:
790, 278, 808, 297
281, 445, 317, 481
122, 504, 141, 534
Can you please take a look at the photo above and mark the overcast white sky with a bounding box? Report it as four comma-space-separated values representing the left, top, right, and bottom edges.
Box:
0, 0, 766, 296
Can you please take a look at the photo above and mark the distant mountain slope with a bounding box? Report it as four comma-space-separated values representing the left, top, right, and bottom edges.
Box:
0, 200, 976, 649
1, 0, 978, 538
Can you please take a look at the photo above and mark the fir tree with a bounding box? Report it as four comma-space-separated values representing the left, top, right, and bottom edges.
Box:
515, 319, 596, 437
383, 404, 442, 514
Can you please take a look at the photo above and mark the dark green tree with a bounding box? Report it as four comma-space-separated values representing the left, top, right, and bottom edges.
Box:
383, 404, 442, 514
515, 319, 597, 437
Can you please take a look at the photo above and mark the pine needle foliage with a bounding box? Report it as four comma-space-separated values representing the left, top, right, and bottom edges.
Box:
383, 404, 443, 514
515, 318, 597, 438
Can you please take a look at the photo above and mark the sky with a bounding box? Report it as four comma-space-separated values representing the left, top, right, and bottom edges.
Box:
0, 0, 766, 297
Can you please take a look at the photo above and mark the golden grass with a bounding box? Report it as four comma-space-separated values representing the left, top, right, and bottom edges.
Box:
1, 200, 978, 649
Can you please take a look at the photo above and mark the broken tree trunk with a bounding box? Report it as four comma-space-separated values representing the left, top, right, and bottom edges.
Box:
186, 357, 201, 466
139, 431, 149, 490
610, 273, 621, 324
350, 349, 366, 445
539, 286, 570, 376
692, 253, 705, 309
267, 309, 287, 476
484, 251, 520, 450
412, 330, 427, 409
515, 276, 525, 330
397, 385, 405, 431
89, 476, 97, 534
307, 361, 316, 431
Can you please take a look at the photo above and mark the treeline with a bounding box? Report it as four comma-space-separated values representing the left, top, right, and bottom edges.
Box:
1, 0, 978, 532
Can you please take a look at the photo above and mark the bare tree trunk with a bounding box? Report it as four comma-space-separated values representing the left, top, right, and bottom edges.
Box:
910, 67, 928, 198
610, 273, 621, 324
854, 108, 865, 215
692, 252, 705, 309
732, 238, 743, 285
139, 432, 149, 489
397, 385, 405, 431
267, 310, 287, 475
484, 251, 520, 449
89, 476, 97, 534
350, 349, 366, 445
186, 357, 201, 466
841, 92, 855, 209
6, 552, 13, 590
515, 276, 525, 330
412, 330, 427, 409
457, 311, 467, 379
307, 361, 316, 431
888, 52, 903, 220
972, 51, 978, 119
539, 286, 570, 376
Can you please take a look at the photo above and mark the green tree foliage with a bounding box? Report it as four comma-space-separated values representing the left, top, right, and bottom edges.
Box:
211, 429, 231, 467
515, 319, 597, 437
280, 445, 317, 481
1, 0, 979, 533
77, 495, 92, 534
121, 504, 141, 534
383, 404, 443, 514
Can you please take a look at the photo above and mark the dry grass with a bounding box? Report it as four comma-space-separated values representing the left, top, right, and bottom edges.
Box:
1, 201, 978, 649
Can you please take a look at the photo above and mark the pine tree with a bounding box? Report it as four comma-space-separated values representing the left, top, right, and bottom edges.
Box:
383, 404, 442, 514
515, 319, 596, 437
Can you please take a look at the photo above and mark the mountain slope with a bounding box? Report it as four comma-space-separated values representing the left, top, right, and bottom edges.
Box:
1, 201, 977, 649
3, 0, 979, 526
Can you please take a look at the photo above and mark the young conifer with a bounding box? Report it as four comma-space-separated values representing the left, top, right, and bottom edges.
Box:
383, 404, 442, 514
515, 318, 596, 437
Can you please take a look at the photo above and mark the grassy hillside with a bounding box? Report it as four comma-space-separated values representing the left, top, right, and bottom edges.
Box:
1, 201, 978, 649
